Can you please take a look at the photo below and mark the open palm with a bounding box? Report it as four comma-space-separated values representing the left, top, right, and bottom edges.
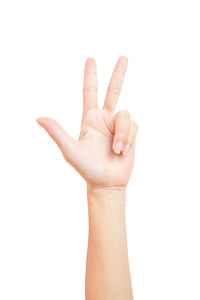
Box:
37, 57, 138, 188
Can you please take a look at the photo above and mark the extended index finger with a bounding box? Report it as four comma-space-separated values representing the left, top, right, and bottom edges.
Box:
103, 56, 128, 113
82, 58, 98, 120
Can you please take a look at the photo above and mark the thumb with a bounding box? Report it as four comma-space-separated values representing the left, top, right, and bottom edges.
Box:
36, 117, 78, 165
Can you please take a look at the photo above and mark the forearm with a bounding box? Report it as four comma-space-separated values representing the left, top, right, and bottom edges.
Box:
85, 185, 133, 300
37, 56, 137, 299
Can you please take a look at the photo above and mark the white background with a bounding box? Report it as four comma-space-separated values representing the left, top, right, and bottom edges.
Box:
0, 0, 200, 299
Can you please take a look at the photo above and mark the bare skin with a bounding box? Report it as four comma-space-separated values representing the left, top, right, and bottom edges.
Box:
37, 56, 138, 300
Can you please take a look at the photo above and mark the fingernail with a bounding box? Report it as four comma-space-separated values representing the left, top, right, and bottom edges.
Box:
114, 141, 123, 154
123, 144, 130, 155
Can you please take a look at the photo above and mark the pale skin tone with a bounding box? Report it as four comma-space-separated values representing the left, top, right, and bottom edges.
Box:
36, 56, 138, 300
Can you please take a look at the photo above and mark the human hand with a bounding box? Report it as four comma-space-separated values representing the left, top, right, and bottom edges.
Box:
36, 56, 138, 189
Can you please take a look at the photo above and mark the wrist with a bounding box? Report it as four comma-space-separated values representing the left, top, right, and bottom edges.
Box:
87, 184, 126, 203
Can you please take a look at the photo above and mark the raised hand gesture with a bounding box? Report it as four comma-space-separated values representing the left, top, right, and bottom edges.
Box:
37, 56, 138, 189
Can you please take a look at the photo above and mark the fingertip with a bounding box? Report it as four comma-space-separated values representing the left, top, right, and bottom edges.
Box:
112, 140, 118, 154
35, 117, 48, 126
86, 57, 96, 62
35, 117, 56, 130
119, 56, 128, 63
85, 57, 96, 73
35, 117, 43, 126
113, 140, 124, 155
122, 143, 131, 156
115, 56, 128, 74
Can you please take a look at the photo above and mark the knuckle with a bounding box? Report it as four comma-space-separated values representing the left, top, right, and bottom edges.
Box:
132, 120, 138, 131
107, 86, 121, 95
127, 135, 135, 146
116, 134, 127, 142
119, 109, 130, 119
114, 110, 131, 124
114, 70, 124, 77
120, 109, 129, 115
126, 139, 133, 146
134, 121, 138, 132
129, 121, 138, 141
85, 71, 96, 76
83, 86, 97, 93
